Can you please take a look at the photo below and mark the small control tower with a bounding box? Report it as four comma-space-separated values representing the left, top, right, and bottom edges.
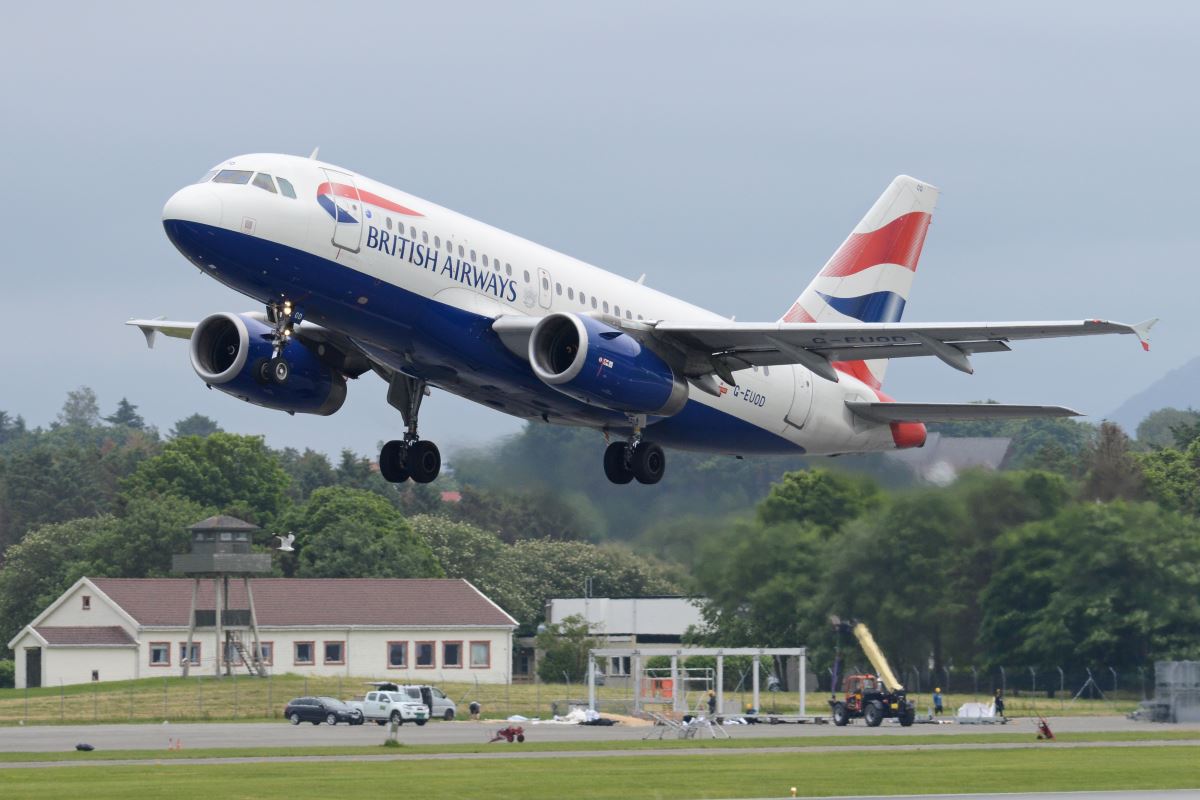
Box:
172, 515, 272, 678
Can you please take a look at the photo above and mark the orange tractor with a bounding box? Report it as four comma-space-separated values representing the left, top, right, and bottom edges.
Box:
829, 617, 916, 727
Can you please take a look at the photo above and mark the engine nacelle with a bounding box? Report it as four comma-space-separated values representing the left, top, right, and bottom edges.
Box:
189, 313, 347, 416
529, 313, 687, 416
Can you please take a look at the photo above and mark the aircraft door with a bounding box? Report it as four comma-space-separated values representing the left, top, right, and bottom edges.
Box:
537, 268, 553, 309
320, 168, 364, 253
784, 364, 814, 431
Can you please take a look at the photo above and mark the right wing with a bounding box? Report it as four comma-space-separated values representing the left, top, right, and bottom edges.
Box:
846, 401, 1081, 424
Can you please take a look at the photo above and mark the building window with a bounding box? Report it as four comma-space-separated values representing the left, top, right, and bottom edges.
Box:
470, 641, 491, 669
294, 641, 314, 665
91, 670, 100, 681
387, 641, 408, 669
324, 641, 345, 665
149, 642, 171, 667
416, 641, 435, 668
257, 642, 274, 666
442, 641, 463, 668
81, 595, 91, 611
179, 642, 201, 666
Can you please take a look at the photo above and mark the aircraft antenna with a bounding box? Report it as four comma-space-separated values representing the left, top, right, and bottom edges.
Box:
309, 147, 320, 160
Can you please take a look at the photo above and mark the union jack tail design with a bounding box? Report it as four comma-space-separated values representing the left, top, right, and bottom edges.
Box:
780, 175, 939, 389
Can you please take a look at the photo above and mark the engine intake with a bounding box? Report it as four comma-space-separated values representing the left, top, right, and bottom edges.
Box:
190, 313, 347, 416
529, 313, 687, 416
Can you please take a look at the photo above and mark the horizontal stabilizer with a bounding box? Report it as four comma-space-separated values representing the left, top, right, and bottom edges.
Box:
846, 401, 1081, 424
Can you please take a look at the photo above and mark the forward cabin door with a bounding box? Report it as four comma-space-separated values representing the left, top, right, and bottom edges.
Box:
25, 647, 41, 688
320, 168, 364, 253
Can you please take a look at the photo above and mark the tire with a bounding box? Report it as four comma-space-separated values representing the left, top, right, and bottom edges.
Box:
631, 442, 665, 484
375, 720, 386, 726
415, 719, 427, 727
864, 701, 883, 728
831, 702, 849, 727
311, 720, 320, 725
326, 713, 338, 726
390, 711, 402, 725
516, 734, 525, 743
290, 712, 302, 725
254, 358, 273, 385
269, 356, 290, 384
407, 440, 441, 484
443, 709, 455, 721
379, 440, 410, 483
603, 442, 633, 484
899, 707, 915, 727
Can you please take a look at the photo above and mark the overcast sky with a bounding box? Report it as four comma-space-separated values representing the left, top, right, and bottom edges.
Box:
2, 2, 1196, 458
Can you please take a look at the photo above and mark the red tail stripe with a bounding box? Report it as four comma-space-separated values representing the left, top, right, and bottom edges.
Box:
832, 359, 882, 391
820, 211, 931, 278
781, 305, 817, 323
317, 182, 424, 217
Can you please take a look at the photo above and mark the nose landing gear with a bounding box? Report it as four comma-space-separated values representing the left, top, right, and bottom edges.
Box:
602, 417, 666, 485
379, 374, 441, 484
257, 300, 302, 385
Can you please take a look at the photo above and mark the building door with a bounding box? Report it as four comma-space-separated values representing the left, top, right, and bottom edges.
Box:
320, 168, 364, 253
25, 647, 41, 689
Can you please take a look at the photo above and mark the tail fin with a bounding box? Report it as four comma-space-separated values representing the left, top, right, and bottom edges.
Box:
780, 175, 939, 388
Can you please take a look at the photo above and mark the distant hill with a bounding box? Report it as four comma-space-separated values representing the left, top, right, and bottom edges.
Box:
1108, 355, 1200, 431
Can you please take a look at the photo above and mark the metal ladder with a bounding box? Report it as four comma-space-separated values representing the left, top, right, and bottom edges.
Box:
229, 632, 265, 677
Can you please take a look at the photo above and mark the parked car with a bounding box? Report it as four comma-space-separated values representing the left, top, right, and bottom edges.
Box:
367, 682, 457, 721
284, 696, 364, 726
348, 689, 430, 726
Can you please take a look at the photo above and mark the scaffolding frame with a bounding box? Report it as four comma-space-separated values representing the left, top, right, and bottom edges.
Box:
587, 646, 807, 718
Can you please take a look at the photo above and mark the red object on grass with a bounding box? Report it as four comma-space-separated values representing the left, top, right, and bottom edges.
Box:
488, 725, 526, 743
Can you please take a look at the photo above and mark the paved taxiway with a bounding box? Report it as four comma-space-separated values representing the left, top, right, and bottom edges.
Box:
0, 714, 1196, 753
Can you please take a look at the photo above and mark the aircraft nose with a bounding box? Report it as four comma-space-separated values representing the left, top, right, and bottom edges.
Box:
163, 184, 222, 227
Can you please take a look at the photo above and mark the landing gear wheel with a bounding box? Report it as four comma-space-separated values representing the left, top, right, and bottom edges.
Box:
407, 440, 441, 484
631, 442, 665, 485
269, 357, 290, 384
831, 702, 848, 727
603, 441, 634, 484
379, 440, 410, 483
863, 701, 883, 727
254, 358, 273, 385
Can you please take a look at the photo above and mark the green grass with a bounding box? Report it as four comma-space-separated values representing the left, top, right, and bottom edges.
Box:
0, 745, 1197, 799
0, 674, 1138, 725
1, 729, 1197, 763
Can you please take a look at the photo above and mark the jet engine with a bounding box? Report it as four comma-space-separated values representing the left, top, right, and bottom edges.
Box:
528, 313, 687, 416
189, 312, 347, 415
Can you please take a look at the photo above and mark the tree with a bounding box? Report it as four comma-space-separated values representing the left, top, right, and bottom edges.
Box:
285, 486, 442, 579
1136, 408, 1200, 450
0, 443, 112, 551
169, 414, 222, 438
85, 493, 211, 578
980, 502, 1200, 670
0, 411, 27, 447
277, 447, 336, 502
120, 432, 290, 527
1081, 422, 1143, 502
757, 469, 881, 533
451, 487, 599, 543
1139, 439, 1200, 516
56, 386, 101, 429
104, 398, 145, 429
535, 614, 598, 683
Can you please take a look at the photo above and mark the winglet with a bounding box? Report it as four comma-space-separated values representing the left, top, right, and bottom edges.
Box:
129, 316, 166, 349
1132, 318, 1158, 352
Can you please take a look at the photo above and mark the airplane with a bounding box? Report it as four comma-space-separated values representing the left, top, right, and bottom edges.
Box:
130, 154, 1155, 486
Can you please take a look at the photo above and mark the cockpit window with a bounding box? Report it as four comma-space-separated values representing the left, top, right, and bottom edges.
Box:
213, 169, 253, 185
197, 170, 217, 183
277, 177, 297, 198
252, 173, 277, 193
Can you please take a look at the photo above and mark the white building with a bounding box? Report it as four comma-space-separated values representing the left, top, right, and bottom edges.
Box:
8, 576, 517, 689
545, 597, 705, 678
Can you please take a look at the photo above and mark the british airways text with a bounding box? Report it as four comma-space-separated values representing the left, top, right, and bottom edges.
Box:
365, 225, 518, 303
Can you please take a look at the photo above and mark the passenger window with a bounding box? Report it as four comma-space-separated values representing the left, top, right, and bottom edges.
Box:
637, 314, 644, 320
385, 217, 393, 230
434, 236, 441, 249
213, 169, 253, 185
458, 245, 465, 258
603, 301, 610, 313
410, 226, 417, 238
523, 270, 530, 283
625, 310, 632, 319
541, 276, 549, 290
555, 282, 562, 295
567, 287, 575, 300
505, 263, 512, 276
422, 231, 428, 244
591, 297, 598, 309
579, 292, 586, 305
470, 249, 476, 261
482, 254, 489, 267
614, 305, 620, 316
277, 177, 297, 198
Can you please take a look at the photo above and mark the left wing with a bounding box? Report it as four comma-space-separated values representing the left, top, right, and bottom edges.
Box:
637, 317, 1157, 385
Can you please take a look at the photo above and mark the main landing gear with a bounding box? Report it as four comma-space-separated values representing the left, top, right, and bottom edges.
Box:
255, 300, 302, 385
603, 417, 665, 485
379, 374, 441, 484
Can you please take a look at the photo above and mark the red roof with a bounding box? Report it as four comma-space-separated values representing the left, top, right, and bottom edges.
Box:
35, 626, 136, 646
90, 578, 516, 628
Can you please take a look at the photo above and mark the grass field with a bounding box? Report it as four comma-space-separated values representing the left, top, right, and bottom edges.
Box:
0, 674, 1138, 725
1, 729, 1198, 763
0, 744, 1197, 799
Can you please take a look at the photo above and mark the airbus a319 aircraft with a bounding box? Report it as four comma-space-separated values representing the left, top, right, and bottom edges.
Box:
131, 153, 1154, 485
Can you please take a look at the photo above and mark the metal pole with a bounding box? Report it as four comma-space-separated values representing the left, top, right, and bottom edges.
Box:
184, 579, 198, 679
799, 649, 807, 717
1057, 666, 1065, 711
244, 577, 263, 676
587, 651, 597, 712
751, 655, 761, 715
162, 676, 168, 719
214, 577, 224, 678
632, 653, 641, 714
716, 654, 724, 718
670, 655, 679, 713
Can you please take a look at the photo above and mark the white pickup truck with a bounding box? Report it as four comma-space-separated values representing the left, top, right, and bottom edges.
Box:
349, 690, 430, 726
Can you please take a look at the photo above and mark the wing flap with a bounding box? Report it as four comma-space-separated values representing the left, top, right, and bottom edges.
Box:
846, 401, 1081, 424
